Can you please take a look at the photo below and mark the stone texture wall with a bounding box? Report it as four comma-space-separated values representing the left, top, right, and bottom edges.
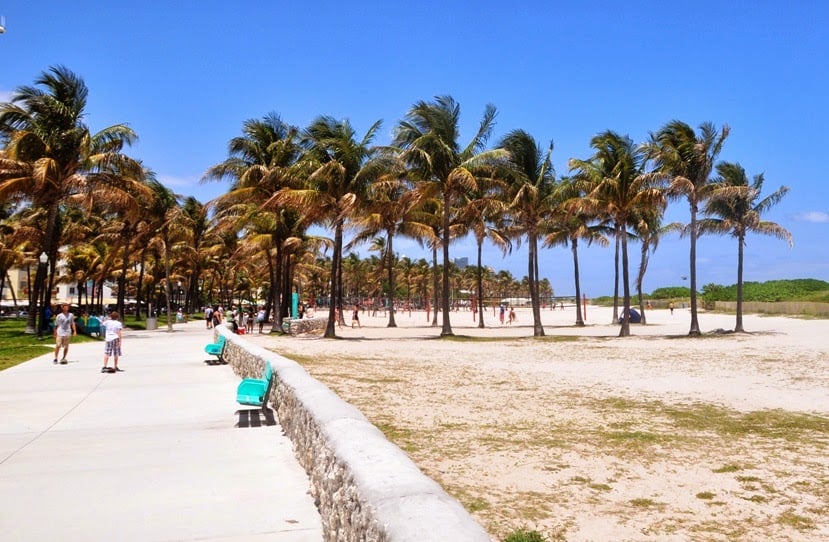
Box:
216, 328, 490, 542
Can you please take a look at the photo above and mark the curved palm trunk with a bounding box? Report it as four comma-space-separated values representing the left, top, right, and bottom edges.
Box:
440, 195, 453, 336
476, 239, 485, 328
735, 233, 745, 332
688, 201, 701, 335
618, 224, 631, 337
572, 238, 585, 326
528, 233, 544, 336
636, 239, 649, 325
386, 232, 397, 327
612, 225, 620, 323
431, 244, 439, 327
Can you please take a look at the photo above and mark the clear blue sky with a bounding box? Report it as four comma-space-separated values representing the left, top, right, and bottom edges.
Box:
2, 1, 827, 297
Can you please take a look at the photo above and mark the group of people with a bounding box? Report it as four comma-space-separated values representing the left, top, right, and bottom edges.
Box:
50, 303, 124, 373
205, 305, 268, 334
498, 304, 517, 325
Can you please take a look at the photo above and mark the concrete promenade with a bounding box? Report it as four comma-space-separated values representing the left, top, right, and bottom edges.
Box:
0, 320, 323, 541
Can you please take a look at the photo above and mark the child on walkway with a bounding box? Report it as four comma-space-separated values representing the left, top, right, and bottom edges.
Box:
102, 311, 124, 373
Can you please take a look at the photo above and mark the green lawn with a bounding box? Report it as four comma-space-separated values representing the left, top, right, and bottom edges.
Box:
0, 317, 156, 371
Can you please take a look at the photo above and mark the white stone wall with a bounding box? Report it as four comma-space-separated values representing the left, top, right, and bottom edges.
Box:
217, 328, 490, 542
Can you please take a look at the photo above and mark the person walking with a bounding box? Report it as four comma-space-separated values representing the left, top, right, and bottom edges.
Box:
351, 305, 361, 328
101, 311, 124, 373
53, 303, 76, 364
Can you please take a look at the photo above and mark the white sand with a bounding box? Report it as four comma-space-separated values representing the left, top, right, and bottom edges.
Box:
247, 306, 829, 541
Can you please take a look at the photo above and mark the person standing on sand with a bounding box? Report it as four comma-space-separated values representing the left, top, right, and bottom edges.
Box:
669, 301, 675, 315
351, 305, 361, 328
53, 304, 76, 364
101, 311, 124, 373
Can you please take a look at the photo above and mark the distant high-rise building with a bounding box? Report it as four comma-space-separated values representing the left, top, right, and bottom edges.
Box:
453, 257, 468, 269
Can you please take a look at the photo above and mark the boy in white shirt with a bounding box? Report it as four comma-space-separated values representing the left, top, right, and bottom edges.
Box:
101, 311, 124, 373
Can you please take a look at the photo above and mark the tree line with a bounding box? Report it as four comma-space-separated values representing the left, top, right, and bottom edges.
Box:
0, 66, 792, 337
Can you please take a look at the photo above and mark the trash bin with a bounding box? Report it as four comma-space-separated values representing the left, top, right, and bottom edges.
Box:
146, 317, 157, 330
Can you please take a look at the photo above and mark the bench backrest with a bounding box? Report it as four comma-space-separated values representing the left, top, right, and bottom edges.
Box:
262, 361, 273, 383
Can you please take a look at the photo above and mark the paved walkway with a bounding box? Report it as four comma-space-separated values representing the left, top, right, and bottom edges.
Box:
0, 321, 323, 541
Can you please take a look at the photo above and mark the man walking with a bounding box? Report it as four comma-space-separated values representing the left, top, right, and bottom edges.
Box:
53, 304, 76, 364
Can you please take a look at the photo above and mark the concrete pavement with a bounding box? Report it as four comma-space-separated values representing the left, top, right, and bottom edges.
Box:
0, 320, 323, 541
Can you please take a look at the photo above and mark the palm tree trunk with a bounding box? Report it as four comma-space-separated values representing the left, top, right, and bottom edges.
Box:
612, 225, 620, 323
387, 233, 397, 327
572, 238, 585, 326
324, 222, 343, 338
163, 233, 174, 332
618, 224, 631, 337
688, 200, 701, 336
735, 234, 745, 332
476, 240, 485, 328
529, 233, 544, 336
431, 244, 439, 327
636, 239, 649, 325
440, 194, 453, 336
272, 243, 284, 333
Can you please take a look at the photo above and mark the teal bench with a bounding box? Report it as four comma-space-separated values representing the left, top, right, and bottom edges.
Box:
236, 361, 274, 412
85, 317, 101, 338
204, 335, 227, 364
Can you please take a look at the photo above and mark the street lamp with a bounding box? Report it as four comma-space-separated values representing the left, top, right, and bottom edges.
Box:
36, 252, 48, 340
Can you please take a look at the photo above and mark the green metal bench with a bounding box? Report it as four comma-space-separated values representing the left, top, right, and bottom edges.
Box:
236, 361, 274, 412
204, 335, 227, 364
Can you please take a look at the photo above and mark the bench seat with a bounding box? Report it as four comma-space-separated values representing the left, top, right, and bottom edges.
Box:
204, 335, 227, 364
236, 361, 274, 411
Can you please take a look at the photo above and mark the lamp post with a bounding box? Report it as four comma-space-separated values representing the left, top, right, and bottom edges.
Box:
36, 252, 48, 340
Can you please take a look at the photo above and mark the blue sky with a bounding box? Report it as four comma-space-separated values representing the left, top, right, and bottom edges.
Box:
2, 1, 827, 297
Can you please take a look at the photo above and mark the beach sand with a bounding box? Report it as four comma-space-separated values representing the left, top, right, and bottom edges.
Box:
246, 305, 829, 541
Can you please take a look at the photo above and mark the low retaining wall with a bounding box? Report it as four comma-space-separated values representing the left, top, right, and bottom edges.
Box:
218, 327, 489, 542
281, 316, 329, 336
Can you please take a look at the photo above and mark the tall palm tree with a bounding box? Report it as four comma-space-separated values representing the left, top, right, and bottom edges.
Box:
349, 170, 429, 327
278, 116, 381, 338
394, 95, 503, 336
0, 66, 142, 333
648, 120, 729, 336
205, 113, 304, 332
700, 162, 792, 332
545, 176, 610, 326
570, 131, 665, 337
498, 130, 555, 336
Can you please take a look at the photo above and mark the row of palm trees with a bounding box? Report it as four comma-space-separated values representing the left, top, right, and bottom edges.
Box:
1, 66, 792, 338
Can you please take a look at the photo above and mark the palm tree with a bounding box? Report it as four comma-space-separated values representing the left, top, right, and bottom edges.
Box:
700, 162, 792, 332
205, 113, 304, 332
498, 130, 555, 336
394, 96, 503, 336
279, 116, 381, 338
348, 162, 429, 327
0, 66, 142, 333
570, 131, 665, 337
544, 176, 610, 326
648, 121, 730, 336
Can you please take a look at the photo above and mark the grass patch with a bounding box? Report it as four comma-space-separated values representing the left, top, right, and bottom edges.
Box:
664, 404, 829, 441
589, 483, 612, 491
696, 491, 716, 500
743, 494, 768, 503
0, 318, 100, 371
629, 498, 661, 508
777, 510, 816, 530
713, 464, 743, 473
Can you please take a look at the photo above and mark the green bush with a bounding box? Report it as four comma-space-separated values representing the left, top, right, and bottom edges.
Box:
701, 279, 829, 303
505, 529, 547, 542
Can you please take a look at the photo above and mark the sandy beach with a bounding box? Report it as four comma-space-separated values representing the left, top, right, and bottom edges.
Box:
246, 305, 828, 541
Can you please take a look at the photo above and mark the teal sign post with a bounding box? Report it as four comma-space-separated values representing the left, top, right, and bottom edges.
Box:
292, 292, 299, 319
